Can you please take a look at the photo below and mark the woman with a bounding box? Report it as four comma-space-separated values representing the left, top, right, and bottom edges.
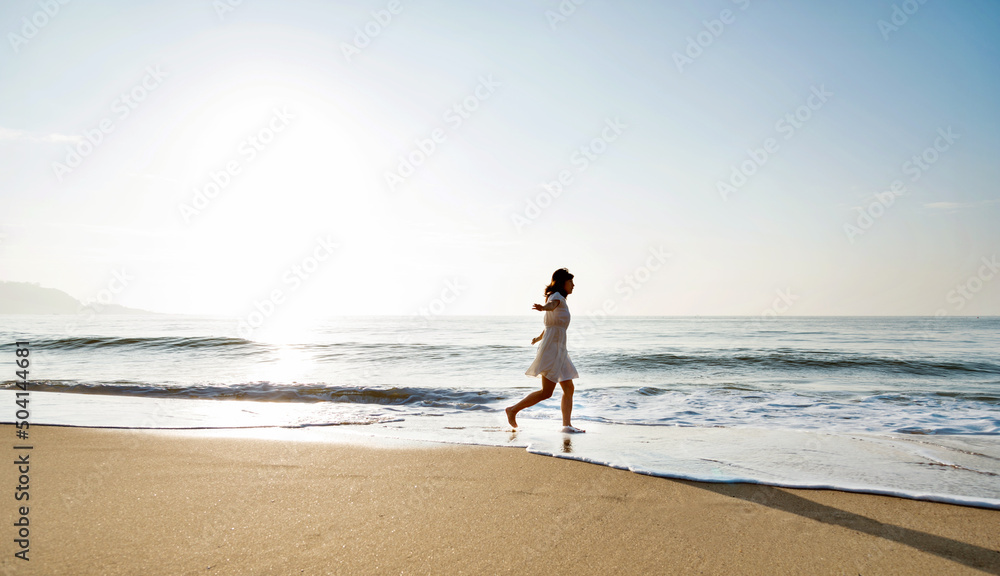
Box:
505, 268, 585, 433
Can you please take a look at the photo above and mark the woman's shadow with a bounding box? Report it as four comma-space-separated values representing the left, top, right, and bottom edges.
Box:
687, 482, 1000, 574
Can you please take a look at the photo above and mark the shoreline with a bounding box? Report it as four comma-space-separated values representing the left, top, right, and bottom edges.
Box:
19, 420, 1000, 511
7, 386, 1000, 512
2, 424, 998, 574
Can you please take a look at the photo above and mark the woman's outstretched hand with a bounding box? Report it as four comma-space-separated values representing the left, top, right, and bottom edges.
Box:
532, 303, 545, 311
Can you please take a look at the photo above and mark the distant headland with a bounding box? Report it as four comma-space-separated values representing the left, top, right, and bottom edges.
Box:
0, 281, 154, 315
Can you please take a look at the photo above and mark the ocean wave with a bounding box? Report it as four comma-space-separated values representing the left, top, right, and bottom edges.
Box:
0, 380, 507, 409
581, 349, 1000, 377
20, 335, 999, 378
20, 336, 526, 359
26, 335, 262, 352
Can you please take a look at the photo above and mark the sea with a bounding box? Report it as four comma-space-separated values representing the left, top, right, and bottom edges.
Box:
2, 314, 999, 509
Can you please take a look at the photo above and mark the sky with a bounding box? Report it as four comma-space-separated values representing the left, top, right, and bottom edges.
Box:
1, 0, 999, 325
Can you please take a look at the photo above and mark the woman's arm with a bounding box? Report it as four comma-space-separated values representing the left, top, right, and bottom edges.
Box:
531, 330, 544, 345
531, 300, 562, 312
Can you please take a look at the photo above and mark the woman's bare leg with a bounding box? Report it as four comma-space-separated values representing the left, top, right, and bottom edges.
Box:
506, 376, 557, 427
559, 380, 575, 427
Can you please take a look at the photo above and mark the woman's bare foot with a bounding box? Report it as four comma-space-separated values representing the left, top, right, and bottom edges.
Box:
561, 425, 585, 433
505, 406, 517, 428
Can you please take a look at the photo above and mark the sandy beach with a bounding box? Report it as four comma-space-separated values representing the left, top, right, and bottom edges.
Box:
2, 424, 998, 575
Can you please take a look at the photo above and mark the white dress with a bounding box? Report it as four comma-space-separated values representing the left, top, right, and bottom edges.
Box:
525, 291, 579, 383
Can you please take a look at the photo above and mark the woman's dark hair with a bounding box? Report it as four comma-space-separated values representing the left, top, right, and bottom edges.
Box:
544, 268, 574, 298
